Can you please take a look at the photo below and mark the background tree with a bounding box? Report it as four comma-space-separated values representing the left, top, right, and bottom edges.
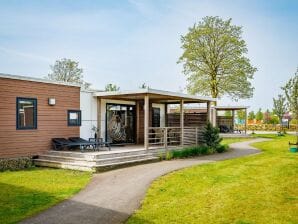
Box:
178, 16, 257, 104
255, 108, 263, 122
47, 58, 90, 89
224, 110, 232, 116
248, 111, 255, 121
282, 69, 298, 142
263, 109, 271, 124
237, 110, 246, 123
139, 83, 149, 89
273, 94, 287, 132
105, 83, 120, 91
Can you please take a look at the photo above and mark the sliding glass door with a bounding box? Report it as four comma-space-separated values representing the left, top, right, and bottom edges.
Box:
106, 104, 135, 144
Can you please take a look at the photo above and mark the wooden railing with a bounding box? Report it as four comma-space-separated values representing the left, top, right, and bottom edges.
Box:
148, 126, 203, 149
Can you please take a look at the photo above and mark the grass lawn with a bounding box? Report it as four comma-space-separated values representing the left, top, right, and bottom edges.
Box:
0, 168, 91, 224
127, 135, 298, 224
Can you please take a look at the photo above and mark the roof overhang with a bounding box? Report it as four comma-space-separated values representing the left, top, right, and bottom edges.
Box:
93, 89, 217, 104
214, 106, 249, 110
0, 73, 81, 87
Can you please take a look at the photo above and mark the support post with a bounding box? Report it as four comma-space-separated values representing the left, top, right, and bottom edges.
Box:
144, 95, 149, 150
97, 98, 102, 139
164, 127, 168, 150
245, 108, 247, 134
180, 100, 184, 146
165, 103, 168, 127
232, 110, 235, 132
195, 127, 198, 145
136, 101, 140, 144
207, 101, 212, 124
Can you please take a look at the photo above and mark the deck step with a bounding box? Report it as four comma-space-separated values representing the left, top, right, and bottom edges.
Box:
34, 152, 159, 172
37, 153, 156, 165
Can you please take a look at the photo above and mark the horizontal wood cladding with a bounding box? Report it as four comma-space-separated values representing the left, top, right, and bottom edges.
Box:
0, 77, 80, 158
167, 113, 207, 127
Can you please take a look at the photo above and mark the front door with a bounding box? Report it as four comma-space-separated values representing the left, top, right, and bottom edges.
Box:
106, 104, 136, 144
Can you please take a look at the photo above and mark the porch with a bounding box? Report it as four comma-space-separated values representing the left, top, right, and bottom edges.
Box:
93, 89, 217, 150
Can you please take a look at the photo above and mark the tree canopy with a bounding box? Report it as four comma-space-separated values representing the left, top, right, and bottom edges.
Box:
282, 69, 298, 142
282, 69, 298, 119
178, 16, 257, 102
273, 94, 287, 125
139, 83, 149, 89
255, 108, 263, 121
248, 111, 255, 120
47, 58, 90, 89
105, 84, 120, 92
237, 110, 246, 121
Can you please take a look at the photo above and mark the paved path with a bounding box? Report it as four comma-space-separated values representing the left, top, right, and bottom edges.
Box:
21, 138, 268, 224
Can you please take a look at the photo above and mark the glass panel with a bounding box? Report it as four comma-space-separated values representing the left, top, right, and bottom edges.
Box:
17, 98, 36, 129
106, 104, 135, 144
68, 110, 81, 126
152, 108, 161, 127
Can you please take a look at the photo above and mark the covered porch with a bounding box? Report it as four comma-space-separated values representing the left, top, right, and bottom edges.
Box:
93, 89, 216, 150
214, 106, 249, 135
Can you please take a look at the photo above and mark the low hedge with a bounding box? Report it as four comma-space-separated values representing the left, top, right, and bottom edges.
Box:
0, 157, 34, 171
161, 144, 229, 160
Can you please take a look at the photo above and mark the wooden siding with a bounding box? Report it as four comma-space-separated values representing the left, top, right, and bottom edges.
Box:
136, 101, 153, 144
167, 113, 207, 127
0, 77, 80, 158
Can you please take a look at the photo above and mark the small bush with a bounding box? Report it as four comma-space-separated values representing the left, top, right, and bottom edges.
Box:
0, 157, 34, 171
202, 122, 222, 150
165, 151, 173, 160
216, 144, 229, 153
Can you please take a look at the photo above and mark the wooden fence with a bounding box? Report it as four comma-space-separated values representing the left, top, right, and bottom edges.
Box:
148, 126, 204, 149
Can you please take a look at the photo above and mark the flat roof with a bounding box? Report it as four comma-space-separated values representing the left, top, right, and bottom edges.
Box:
0, 73, 81, 87
93, 88, 217, 103
214, 105, 249, 110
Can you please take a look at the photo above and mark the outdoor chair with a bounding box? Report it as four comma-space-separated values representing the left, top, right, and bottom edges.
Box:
52, 138, 74, 151
52, 138, 97, 152
89, 137, 111, 151
69, 137, 97, 151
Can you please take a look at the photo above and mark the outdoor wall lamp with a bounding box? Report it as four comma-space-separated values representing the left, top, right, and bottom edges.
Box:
48, 98, 56, 106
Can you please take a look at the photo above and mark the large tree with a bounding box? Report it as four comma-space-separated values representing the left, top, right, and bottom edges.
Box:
178, 16, 257, 103
105, 83, 120, 92
273, 94, 287, 132
282, 69, 298, 142
47, 58, 90, 89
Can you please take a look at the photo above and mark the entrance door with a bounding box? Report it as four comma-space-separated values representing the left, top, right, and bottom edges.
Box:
106, 104, 135, 144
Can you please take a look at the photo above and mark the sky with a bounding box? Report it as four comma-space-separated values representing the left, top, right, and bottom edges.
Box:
0, 0, 297, 111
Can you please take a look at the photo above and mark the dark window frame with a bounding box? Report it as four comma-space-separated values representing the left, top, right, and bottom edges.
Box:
105, 103, 136, 144
67, 110, 82, 126
16, 97, 38, 130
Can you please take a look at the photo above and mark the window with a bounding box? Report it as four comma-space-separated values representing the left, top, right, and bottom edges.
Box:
152, 107, 161, 127
68, 110, 81, 126
16, 97, 37, 129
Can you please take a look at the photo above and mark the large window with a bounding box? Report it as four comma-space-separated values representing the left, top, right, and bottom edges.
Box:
68, 110, 81, 126
16, 97, 37, 129
106, 104, 135, 144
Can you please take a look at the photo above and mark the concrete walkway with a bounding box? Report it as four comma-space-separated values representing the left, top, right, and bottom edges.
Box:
21, 138, 268, 224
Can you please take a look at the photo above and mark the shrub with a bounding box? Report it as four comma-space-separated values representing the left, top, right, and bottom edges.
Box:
165, 151, 173, 160
172, 145, 210, 158
202, 122, 222, 150
0, 157, 34, 171
216, 144, 229, 153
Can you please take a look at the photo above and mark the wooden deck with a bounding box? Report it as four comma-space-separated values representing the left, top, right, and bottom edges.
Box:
33, 144, 183, 172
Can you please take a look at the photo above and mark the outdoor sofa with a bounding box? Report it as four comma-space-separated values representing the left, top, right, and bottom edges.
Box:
52, 137, 111, 152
